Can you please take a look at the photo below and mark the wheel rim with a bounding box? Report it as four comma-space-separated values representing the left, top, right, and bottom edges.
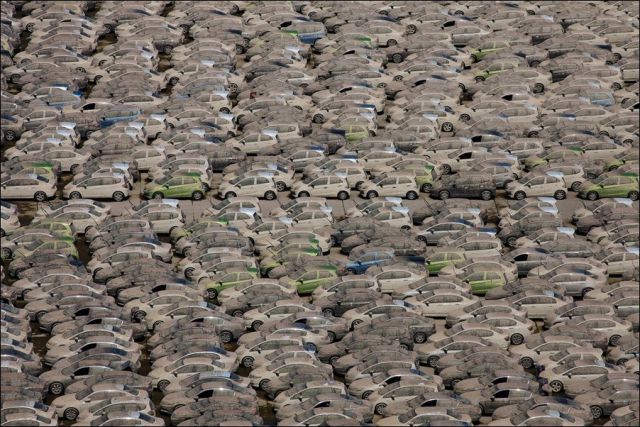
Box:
421, 183, 432, 192
243, 357, 254, 368
185, 268, 194, 279
64, 408, 78, 420
225, 192, 236, 199
554, 191, 565, 200
50, 382, 64, 395
427, 356, 439, 367
192, 191, 203, 200
550, 381, 563, 393
507, 237, 517, 247
587, 192, 598, 201
2, 248, 11, 259
276, 182, 286, 192
442, 165, 451, 174
521, 358, 533, 369
481, 191, 492, 200
220, 331, 233, 343
265, 191, 276, 200
113, 192, 124, 201
323, 309, 334, 317
515, 191, 526, 200
376, 403, 387, 414
252, 321, 263, 331
158, 380, 170, 391
414, 333, 426, 343
35, 192, 47, 201
338, 191, 348, 200
392, 53, 403, 63
571, 182, 581, 191
367, 191, 378, 199
610, 335, 621, 346
442, 123, 453, 132
407, 191, 417, 200
629, 192, 639, 201
439, 191, 449, 200
207, 289, 217, 299
362, 391, 372, 399
511, 334, 524, 345
591, 406, 603, 419
153, 192, 164, 200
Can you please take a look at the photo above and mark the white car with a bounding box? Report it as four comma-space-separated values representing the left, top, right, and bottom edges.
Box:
62, 175, 130, 202
1, 174, 57, 202
359, 173, 419, 200
506, 173, 568, 200
405, 289, 478, 318
290, 175, 351, 200
218, 175, 278, 200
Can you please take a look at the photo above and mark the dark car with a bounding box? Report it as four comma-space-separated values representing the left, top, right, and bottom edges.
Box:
431, 174, 496, 200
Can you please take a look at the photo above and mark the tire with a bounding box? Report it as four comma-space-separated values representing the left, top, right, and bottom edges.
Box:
530, 60, 541, 67
264, 191, 276, 200
406, 24, 417, 34
514, 191, 527, 200
337, 191, 349, 200
421, 183, 432, 193
366, 191, 378, 199
112, 191, 125, 202
229, 83, 238, 94
275, 181, 287, 192
571, 181, 582, 192
481, 190, 493, 201
304, 342, 317, 352
361, 391, 372, 399
586, 191, 599, 201
439, 190, 450, 200
219, 330, 233, 343
133, 310, 146, 321
510, 333, 524, 345
219, 107, 230, 114
157, 379, 170, 391
406, 191, 418, 200
610, 334, 622, 346
507, 236, 518, 248
475, 75, 485, 82
441, 164, 452, 175
554, 190, 566, 200
351, 319, 363, 329
599, 130, 610, 137
520, 357, 534, 369
441, 122, 454, 132
242, 357, 254, 368
590, 406, 603, 419
427, 356, 439, 368
34, 191, 48, 202
26, 23, 35, 32
4, 130, 16, 141
164, 45, 173, 54
612, 82, 622, 90
375, 403, 387, 415
169, 77, 179, 85
153, 321, 164, 330
191, 191, 203, 201
224, 192, 236, 199
460, 113, 471, 122
628, 191, 639, 201
377, 82, 386, 88
329, 355, 340, 365
413, 332, 427, 343
259, 379, 270, 390
470, 54, 478, 63
327, 331, 337, 342
49, 382, 64, 395
252, 320, 263, 331
298, 191, 310, 198
1, 247, 11, 259
393, 75, 404, 81
391, 53, 404, 63
527, 131, 539, 137
64, 408, 79, 421
152, 192, 164, 200
232, 310, 244, 317
387, 39, 397, 46
549, 380, 564, 393
322, 308, 334, 317
312, 114, 325, 124
533, 83, 545, 93
401, 225, 411, 230
206, 288, 217, 299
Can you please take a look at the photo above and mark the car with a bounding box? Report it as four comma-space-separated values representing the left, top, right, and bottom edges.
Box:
143, 174, 206, 200
579, 174, 639, 200
1, 174, 58, 202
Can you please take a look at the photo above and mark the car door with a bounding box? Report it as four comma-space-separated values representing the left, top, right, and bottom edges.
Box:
310, 177, 330, 197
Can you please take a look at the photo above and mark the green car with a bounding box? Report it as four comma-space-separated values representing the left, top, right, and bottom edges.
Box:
579, 175, 639, 201
280, 264, 339, 294
23, 220, 75, 238
605, 151, 639, 171
425, 251, 466, 275
202, 269, 258, 299
12, 236, 78, 259
462, 271, 507, 295
415, 167, 439, 193
143, 175, 205, 200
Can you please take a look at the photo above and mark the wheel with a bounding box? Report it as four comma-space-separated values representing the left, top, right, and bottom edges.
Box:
387, 39, 397, 46
401, 225, 411, 230
157, 379, 170, 391
323, 308, 334, 317
35, 311, 47, 322
224, 192, 236, 199
133, 310, 146, 321
427, 356, 439, 368
481, 190, 493, 201
441, 122, 454, 132
304, 342, 317, 352
391, 53, 404, 63
207, 288, 218, 299
337, 191, 349, 200
507, 236, 517, 248
49, 382, 64, 395
298, 191, 310, 198
549, 380, 564, 393
163, 45, 173, 54
470, 54, 478, 63
586, 191, 599, 201
439, 190, 450, 200
514, 191, 526, 200
169, 76, 179, 85
520, 357, 534, 369
581, 287, 593, 298
413, 332, 427, 343
251, 320, 263, 331
612, 82, 622, 90
533, 83, 545, 93
375, 403, 387, 415
406, 24, 417, 34
112, 191, 125, 202
420, 183, 432, 193
527, 131, 539, 137
441, 164, 452, 174
571, 181, 582, 191
152, 192, 164, 200
219, 330, 233, 343
361, 391, 372, 399
312, 114, 325, 124
610, 334, 622, 346
530, 60, 541, 67
628, 191, 639, 201
259, 379, 270, 390
460, 113, 471, 122
191, 191, 203, 201
26, 23, 35, 32
351, 319, 363, 329
554, 190, 566, 200
229, 83, 238, 94
377, 82, 387, 88
275, 181, 287, 192
34, 191, 48, 202
475, 75, 485, 82
64, 407, 79, 421
242, 357, 254, 368
264, 191, 276, 200
70, 164, 80, 174
366, 191, 378, 199
510, 333, 524, 345
590, 406, 603, 419
4, 130, 16, 141
405, 191, 418, 200
153, 320, 164, 330
393, 75, 403, 81
327, 331, 336, 342
599, 130, 610, 137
